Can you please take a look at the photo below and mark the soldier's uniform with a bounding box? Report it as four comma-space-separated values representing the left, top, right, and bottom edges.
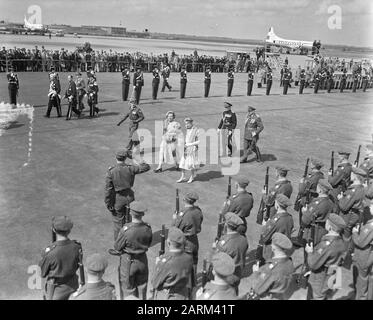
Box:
39, 217, 82, 300
104, 150, 150, 240
227, 68, 234, 97
326, 70, 334, 93
87, 72, 99, 117
46, 70, 62, 118
204, 66, 212, 97
247, 70, 254, 96
118, 104, 145, 150
263, 166, 293, 218
338, 168, 366, 239
197, 252, 238, 300
215, 213, 248, 285
121, 68, 131, 101
250, 233, 294, 300
352, 72, 360, 93
70, 254, 116, 300
222, 178, 253, 235
260, 194, 294, 261
282, 69, 291, 95
75, 72, 86, 111
133, 67, 144, 105
362, 74, 369, 92
114, 202, 152, 299
266, 69, 272, 96
359, 145, 373, 178
7, 67, 19, 105
340, 71, 347, 93
314, 72, 321, 94
180, 66, 187, 99
161, 65, 172, 92
352, 215, 373, 300
299, 69, 306, 94
307, 214, 347, 300
65, 78, 81, 120
152, 67, 160, 100
328, 153, 352, 198
172, 192, 203, 268
151, 227, 194, 300
217, 102, 237, 157
240, 106, 264, 163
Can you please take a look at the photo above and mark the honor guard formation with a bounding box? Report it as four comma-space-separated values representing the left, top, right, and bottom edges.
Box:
3, 46, 373, 301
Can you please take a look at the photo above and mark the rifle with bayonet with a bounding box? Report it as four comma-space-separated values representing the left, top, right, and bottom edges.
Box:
256, 167, 270, 225
77, 245, 85, 287
354, 145, 361, 167
215, 176, 231, 241
51, 218, 56, 243
330, 151, 335, 176
159, 224, 166, 256
175, 188, 180, 214
201, 258, 208, 290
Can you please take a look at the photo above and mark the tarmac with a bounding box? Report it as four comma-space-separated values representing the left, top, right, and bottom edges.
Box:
0, 71, 372, 299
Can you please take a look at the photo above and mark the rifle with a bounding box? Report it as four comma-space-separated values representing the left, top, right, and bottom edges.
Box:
256, 167, 269, 225
51, 218, 56, 242
215, 176, 231, 241
202, 258, 208, 289
354, 145, 361, 167
176, 188, 180, 214
78, 245, 85, 286
159, 224, 166, 256
330, 151, 334, 176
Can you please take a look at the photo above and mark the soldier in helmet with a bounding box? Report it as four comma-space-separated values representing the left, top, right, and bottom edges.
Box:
133, 66, 144, 104
7, 66, 19, 106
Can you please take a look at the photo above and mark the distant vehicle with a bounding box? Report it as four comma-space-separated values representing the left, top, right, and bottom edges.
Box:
55, 30, 64, 37
265, 27, 314, 51
74, 33, 81, 38
23, 15, 47, 32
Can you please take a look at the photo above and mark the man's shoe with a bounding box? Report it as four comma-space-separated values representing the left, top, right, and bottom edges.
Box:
44, 114, 50, 118
153, 168, 162, 173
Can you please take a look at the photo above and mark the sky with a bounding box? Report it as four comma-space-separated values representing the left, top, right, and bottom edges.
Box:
1, 0, 373, 47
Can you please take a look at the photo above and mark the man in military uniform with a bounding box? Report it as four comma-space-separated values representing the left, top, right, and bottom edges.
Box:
121, 67, 131, 101
313, 71, 321, 94
227, 66, 234, 97
87, 70, 99, 117
196, 252, 237, 300
75, 72, 86, 111
362, 73, 369, 92
104, 149, 150, 241
340, 69, 347, 93
359, 144, 373, 179
65, 75, 81, 120
111, 202, 152, 300
133, 66, 144, 105
282, 68, 291, 95
217, 102, 237, 157
301, 180, 336, 248
7, 66, 19, 106
152, 66, 160, 100
70, 253, 116, 300
240, 106, 264, 163
305, 214, 347, 300
151, 227, 194, 300
263, 166, 293, 219
260, 194, 294, 262
247, 69, 254, 96
326, 68, 334, 93
172, 192, 203, 279
352, 72, 360, 93
39, 216, 83, 300
213, 212, 248, 291
204, 65, 212, 98
328, 151, 352, 203
161, 64, 172, 92
45, 67, 62, 118
338, 167, 366, 240
266, 67, 273, 96
117, 102, 145, 151
248, 233, 294, 300
299, 69, 306, 94
180, 65, 187, 99
352, 188, 373, 300
221, 177, 253, 236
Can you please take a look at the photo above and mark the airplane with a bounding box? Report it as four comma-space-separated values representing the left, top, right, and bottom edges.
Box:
23, 15, 46, 31
265, 27, 315, 50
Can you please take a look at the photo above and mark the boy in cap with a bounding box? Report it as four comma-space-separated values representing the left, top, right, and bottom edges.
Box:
151, 227, 194, 300
196, 252, 237, 300
112, 201, 152, 300
39, 216, 83, 300
248, 233, 294, 300
7, 66, 19, 106
71, 253, 116, 300
217, 102, 237, 157
180, 65, 187, 98
214, 212, 248, 291
172, 191, 203, 279
240, 106, 264, 163
260, 194, 294, 263
133, 66, 144, 104
263, 166, 293, 219
222, 177, 253, 235
328, 151, 352, 198
204, 65, 212, 97
104, 149, 150, 241
305, 213, 347, 300
227, 66, 234, 97
351, 190, 373, 300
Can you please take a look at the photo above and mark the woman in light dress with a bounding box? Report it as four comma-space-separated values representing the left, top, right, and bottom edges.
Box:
154, 111, 183, 173
177, 118, 200, 184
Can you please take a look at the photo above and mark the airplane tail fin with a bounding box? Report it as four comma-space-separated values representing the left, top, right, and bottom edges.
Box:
266, 27, 278, 41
